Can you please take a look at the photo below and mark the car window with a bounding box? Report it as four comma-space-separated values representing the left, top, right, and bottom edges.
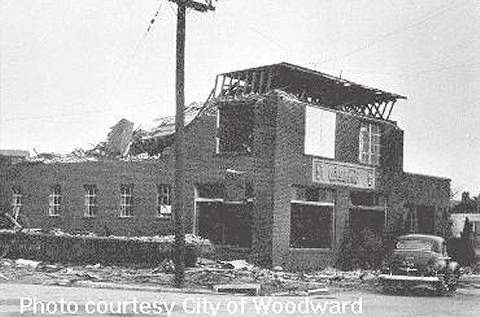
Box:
396, 240, 433, 251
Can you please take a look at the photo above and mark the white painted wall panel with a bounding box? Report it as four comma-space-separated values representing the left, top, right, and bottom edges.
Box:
304, 106, 336, 158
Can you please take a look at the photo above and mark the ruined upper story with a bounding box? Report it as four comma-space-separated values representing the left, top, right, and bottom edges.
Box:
126, 62, 411, 183
149, 62, 407, 174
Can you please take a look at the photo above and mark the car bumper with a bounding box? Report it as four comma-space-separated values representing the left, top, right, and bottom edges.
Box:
378, 274, 441, 283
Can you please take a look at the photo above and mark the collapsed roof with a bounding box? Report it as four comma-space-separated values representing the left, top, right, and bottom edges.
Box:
215, 62, 406, 120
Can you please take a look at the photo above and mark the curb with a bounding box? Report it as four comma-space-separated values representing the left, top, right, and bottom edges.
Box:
48, 280, 215, 295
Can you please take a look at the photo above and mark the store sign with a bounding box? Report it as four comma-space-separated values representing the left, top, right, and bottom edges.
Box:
312, 159, 376, 189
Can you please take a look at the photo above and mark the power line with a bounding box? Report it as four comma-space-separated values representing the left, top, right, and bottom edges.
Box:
310, 0, 467, 67
103, 0, 165, 113
221, 5, 291, 57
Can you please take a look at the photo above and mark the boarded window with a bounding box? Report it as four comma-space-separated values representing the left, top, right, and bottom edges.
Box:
304, 106, 336, 158
218, 104, 254, 153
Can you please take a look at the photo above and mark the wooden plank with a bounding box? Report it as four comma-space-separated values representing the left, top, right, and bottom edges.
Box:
213, 283, 260, 296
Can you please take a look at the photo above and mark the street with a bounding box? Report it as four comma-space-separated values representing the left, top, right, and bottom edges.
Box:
1, 283, 479, 317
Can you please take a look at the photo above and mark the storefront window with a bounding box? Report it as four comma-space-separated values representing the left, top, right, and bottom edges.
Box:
196, 183, 252, 247
290, 186, 334, 249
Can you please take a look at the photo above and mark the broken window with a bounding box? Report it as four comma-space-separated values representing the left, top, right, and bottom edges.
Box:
11, 186, 22, 219
217, 103, 254, 154
359, 122, 381, 166
120, 184, 134, 217
290, 186, 334, 249
350, 191, 387, 207
196, 184, 252, 247
349, 191, 387, 250
157, 184, 172, 218
84, 185, 97, 217
48, 185, 61, 216
304, 106, 336, 158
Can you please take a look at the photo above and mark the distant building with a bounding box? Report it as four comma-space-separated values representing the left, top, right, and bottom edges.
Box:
0, 63, 450, 269
450, 192, 480, 253
0, 149, 29, 162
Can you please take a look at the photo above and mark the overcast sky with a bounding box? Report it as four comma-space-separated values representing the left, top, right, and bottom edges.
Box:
1, 0, 479, 195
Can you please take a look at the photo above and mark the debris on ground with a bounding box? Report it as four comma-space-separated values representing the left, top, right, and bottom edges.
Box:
15, 259, 41, 269
0, 256, 376, 296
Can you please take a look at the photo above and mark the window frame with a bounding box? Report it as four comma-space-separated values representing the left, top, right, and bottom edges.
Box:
119, 184, 134, 218
359, 122, 381, 166
48, 185, 61, 216
157, 184, 172, 219
11, 186, 22, 219
84, 185, 97, 218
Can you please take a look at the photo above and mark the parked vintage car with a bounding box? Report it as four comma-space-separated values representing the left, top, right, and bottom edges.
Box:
379, 234, 460, 294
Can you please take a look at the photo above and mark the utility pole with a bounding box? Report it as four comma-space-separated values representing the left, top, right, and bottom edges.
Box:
168, 0, 215, 287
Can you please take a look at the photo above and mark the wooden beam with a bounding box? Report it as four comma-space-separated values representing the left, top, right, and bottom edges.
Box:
219, 75, 225, 96
244, 71, 250, 94
251, 72, 257, 93
213, 75, 219, 97
386, 100, 396, 120
265, 71, 273, 92
258, 71, 265, 94
381, 101, 389, 117
168, 0, 214, 12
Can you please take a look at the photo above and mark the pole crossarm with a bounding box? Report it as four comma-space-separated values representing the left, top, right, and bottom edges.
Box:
167, 0, 215, 12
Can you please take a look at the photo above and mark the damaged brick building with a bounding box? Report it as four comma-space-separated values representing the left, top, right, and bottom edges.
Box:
0, 63, 450, 270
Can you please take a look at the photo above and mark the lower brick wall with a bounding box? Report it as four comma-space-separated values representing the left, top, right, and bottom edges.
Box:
1, 160, 175, 237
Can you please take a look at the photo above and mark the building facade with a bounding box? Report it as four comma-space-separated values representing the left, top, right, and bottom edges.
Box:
0, 63, 450, 269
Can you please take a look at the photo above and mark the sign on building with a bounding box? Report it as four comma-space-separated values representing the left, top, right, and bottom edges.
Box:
312, 159, 376, 189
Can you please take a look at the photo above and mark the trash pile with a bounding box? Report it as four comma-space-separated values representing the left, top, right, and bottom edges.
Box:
188, 259, 377, 295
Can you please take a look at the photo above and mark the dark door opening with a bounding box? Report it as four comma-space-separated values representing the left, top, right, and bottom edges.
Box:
349, 209, 385, 250
197, 202, 252, 248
